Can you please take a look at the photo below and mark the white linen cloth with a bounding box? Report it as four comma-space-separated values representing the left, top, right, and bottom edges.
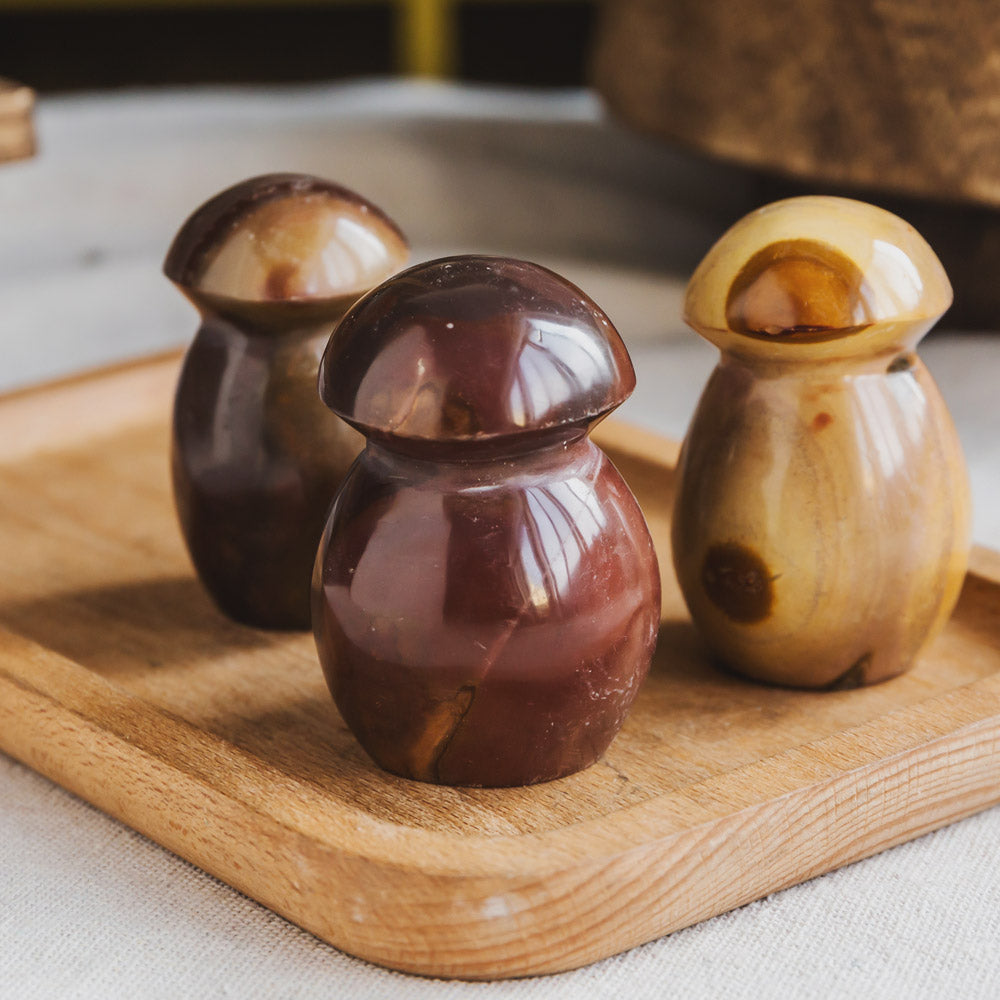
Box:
1, 81, 998, 998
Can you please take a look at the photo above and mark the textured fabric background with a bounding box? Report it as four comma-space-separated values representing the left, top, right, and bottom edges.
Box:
1, 83, 998, 998
4, 749, 999, 999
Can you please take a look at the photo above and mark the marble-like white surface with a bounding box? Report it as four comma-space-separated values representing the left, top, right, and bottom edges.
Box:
1, 81, 998, 999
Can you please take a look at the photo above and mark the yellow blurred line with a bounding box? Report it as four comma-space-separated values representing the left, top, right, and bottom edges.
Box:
396, 0, 454, 77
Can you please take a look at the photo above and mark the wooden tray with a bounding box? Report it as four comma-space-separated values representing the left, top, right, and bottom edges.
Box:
2, 353, 1000, 980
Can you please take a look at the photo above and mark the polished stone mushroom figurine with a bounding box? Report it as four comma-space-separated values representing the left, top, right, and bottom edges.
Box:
312, 255, 661, 786
165, 173, 408, 629
672, 195, 970, 688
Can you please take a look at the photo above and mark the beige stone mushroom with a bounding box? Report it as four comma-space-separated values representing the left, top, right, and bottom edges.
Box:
672, 195, 970, 688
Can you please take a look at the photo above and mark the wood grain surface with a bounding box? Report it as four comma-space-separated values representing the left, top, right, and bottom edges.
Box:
592, 0, 1000, 209
591, 3, 1000, 330
1, 353, 999, 978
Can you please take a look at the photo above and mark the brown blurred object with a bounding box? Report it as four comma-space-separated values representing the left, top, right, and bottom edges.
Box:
0, 78, 34, 163
592, 1, 1000, 328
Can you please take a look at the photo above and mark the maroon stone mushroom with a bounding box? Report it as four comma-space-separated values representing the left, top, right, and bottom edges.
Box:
312, 255, 661, 786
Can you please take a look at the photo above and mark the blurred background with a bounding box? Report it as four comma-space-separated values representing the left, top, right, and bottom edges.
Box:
6, 0, 1000, 330
0, 0, 596, 89
2, 0, 999, 516
3, 5, 1000, 995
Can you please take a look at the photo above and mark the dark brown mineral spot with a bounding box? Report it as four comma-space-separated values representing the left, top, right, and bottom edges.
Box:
812, 411, 834, 431
887, 354, 915, 374
726, 239, 872, 339
264, 262, 298, 300
701, 541, 774, 623
441, 394, 480, 436
825, 652, 872, 690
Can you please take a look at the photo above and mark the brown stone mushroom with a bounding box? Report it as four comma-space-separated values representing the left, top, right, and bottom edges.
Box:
672, 196, 971, 688
165, 173, 408, 629
312, 255, 661, 786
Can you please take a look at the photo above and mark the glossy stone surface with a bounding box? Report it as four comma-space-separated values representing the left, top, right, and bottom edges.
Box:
167, 174, 408, 629
164, 173, 407, 303
683, 195, 953, 358
319, 255, 635, 447
313, 256, 660, 786
673, 196, 970, 688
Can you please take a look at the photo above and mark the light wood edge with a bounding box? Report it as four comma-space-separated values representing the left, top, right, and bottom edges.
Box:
0, 349, 184, 464
3, 621, 1000, 978
0, 78, 35, 163
969, 543, 1000, 583
0, 345, 183, 404
592, 415, 682, 469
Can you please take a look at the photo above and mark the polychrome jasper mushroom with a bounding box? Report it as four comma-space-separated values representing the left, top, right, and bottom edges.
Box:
165, 173, 408, 629
312, 255, 661, 786
672, 195, 970, 688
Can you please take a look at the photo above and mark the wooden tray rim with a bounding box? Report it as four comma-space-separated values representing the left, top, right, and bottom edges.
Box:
4, 352, 1000, 977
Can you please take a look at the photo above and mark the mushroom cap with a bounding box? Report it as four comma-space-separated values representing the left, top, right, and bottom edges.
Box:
685, 196, 952, 344
319, 256, 635, 445
163, 173, 408, 304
